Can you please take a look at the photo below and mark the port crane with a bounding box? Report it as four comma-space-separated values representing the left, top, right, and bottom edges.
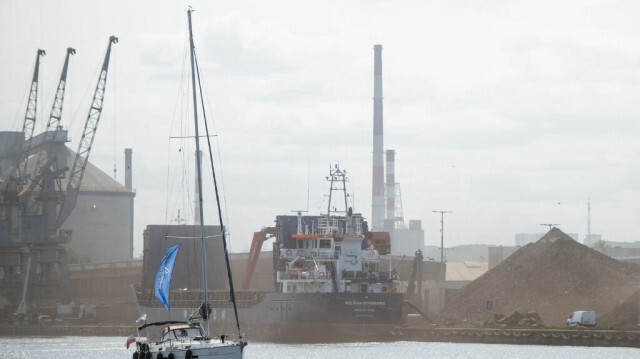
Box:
26, 47, 76, 208
22, 47, 76, 220
2, 47, 75, 206
0, 37, 117, 324
0, 49, 46, 183
19, 49, 47, 178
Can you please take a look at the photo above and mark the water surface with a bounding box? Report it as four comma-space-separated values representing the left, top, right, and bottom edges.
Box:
1, 337, 638, 359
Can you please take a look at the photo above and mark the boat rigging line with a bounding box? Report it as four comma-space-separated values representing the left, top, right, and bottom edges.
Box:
187, 8, 243, 340
193, 40, 243, 339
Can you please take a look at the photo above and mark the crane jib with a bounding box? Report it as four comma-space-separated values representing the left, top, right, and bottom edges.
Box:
56, 36, 118, 228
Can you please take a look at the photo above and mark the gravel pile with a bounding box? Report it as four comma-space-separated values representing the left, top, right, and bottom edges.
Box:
598, 288, 640, 328
491, 311, 544, 327
440, 228, 640, 327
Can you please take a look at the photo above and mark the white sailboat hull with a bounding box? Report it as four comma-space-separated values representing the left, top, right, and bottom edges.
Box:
137, 340, 244, 359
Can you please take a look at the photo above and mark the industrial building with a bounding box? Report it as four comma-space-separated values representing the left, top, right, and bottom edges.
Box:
55, 147, 134, 263
584, 233, 602, 247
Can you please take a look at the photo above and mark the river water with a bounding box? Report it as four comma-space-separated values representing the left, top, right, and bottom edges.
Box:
1, 337, 638, 359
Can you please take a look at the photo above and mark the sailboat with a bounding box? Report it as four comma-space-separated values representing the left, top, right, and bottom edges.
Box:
131, 8, 247, 359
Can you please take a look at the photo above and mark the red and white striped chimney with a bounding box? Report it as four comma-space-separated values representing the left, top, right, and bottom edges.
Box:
385, 149, 395, 228
371, 44, 385, 229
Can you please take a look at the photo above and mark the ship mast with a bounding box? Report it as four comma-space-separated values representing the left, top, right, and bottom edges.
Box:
326, 164, 349, 217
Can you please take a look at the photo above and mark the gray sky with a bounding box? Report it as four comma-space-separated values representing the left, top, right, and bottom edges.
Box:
2, 0, 640, 256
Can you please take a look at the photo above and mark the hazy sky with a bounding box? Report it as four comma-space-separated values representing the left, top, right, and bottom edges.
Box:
2, 0, 640, 256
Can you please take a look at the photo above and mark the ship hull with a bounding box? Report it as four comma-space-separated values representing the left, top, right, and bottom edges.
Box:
134, 291, 403, 343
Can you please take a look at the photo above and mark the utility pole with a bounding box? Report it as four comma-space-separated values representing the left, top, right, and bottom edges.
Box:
540, 223, 559, 231
433, 210, 452, 280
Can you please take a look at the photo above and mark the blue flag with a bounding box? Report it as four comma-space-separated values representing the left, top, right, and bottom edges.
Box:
155, 244, 181, 311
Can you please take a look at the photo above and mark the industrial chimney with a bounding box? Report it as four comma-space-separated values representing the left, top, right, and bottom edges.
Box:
385, 149, 395, 230
371, 44, 385, 229
125, 148, 132, 190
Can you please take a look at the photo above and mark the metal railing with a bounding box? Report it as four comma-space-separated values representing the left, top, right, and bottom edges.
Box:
317, 217, 340, 236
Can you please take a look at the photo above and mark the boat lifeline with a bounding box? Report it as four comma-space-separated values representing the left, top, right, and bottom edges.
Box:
131, 8, 246, 358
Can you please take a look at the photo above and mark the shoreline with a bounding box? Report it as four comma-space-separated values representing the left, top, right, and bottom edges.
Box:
2, 324, 640, 348
0, 324, 134, 337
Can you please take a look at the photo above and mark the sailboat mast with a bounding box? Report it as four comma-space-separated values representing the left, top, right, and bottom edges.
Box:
187, 8, 210, 337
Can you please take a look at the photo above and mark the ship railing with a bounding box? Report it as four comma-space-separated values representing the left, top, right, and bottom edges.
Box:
317, 217, 341, 236
341, 270, 396, 283
279, 269, 310, 280
138, 290, 264, 309
312, 251, 336, 259
282, 249, 336, 260
277, 270, 330, 280
140, 299, 261, 309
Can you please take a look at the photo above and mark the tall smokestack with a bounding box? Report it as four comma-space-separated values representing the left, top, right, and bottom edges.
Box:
372, 44, 385, 229
125, 148, 132, 190
385, 149, 395, 230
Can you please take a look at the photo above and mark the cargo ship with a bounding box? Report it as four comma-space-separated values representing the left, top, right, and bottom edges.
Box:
132, 165, 403, 343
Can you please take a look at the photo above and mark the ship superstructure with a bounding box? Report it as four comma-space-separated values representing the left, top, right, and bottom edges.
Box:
277, 210, 393, 296
272, 165, 401, 324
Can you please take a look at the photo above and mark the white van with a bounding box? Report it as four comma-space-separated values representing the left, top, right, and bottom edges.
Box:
566, 311, 597, 327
